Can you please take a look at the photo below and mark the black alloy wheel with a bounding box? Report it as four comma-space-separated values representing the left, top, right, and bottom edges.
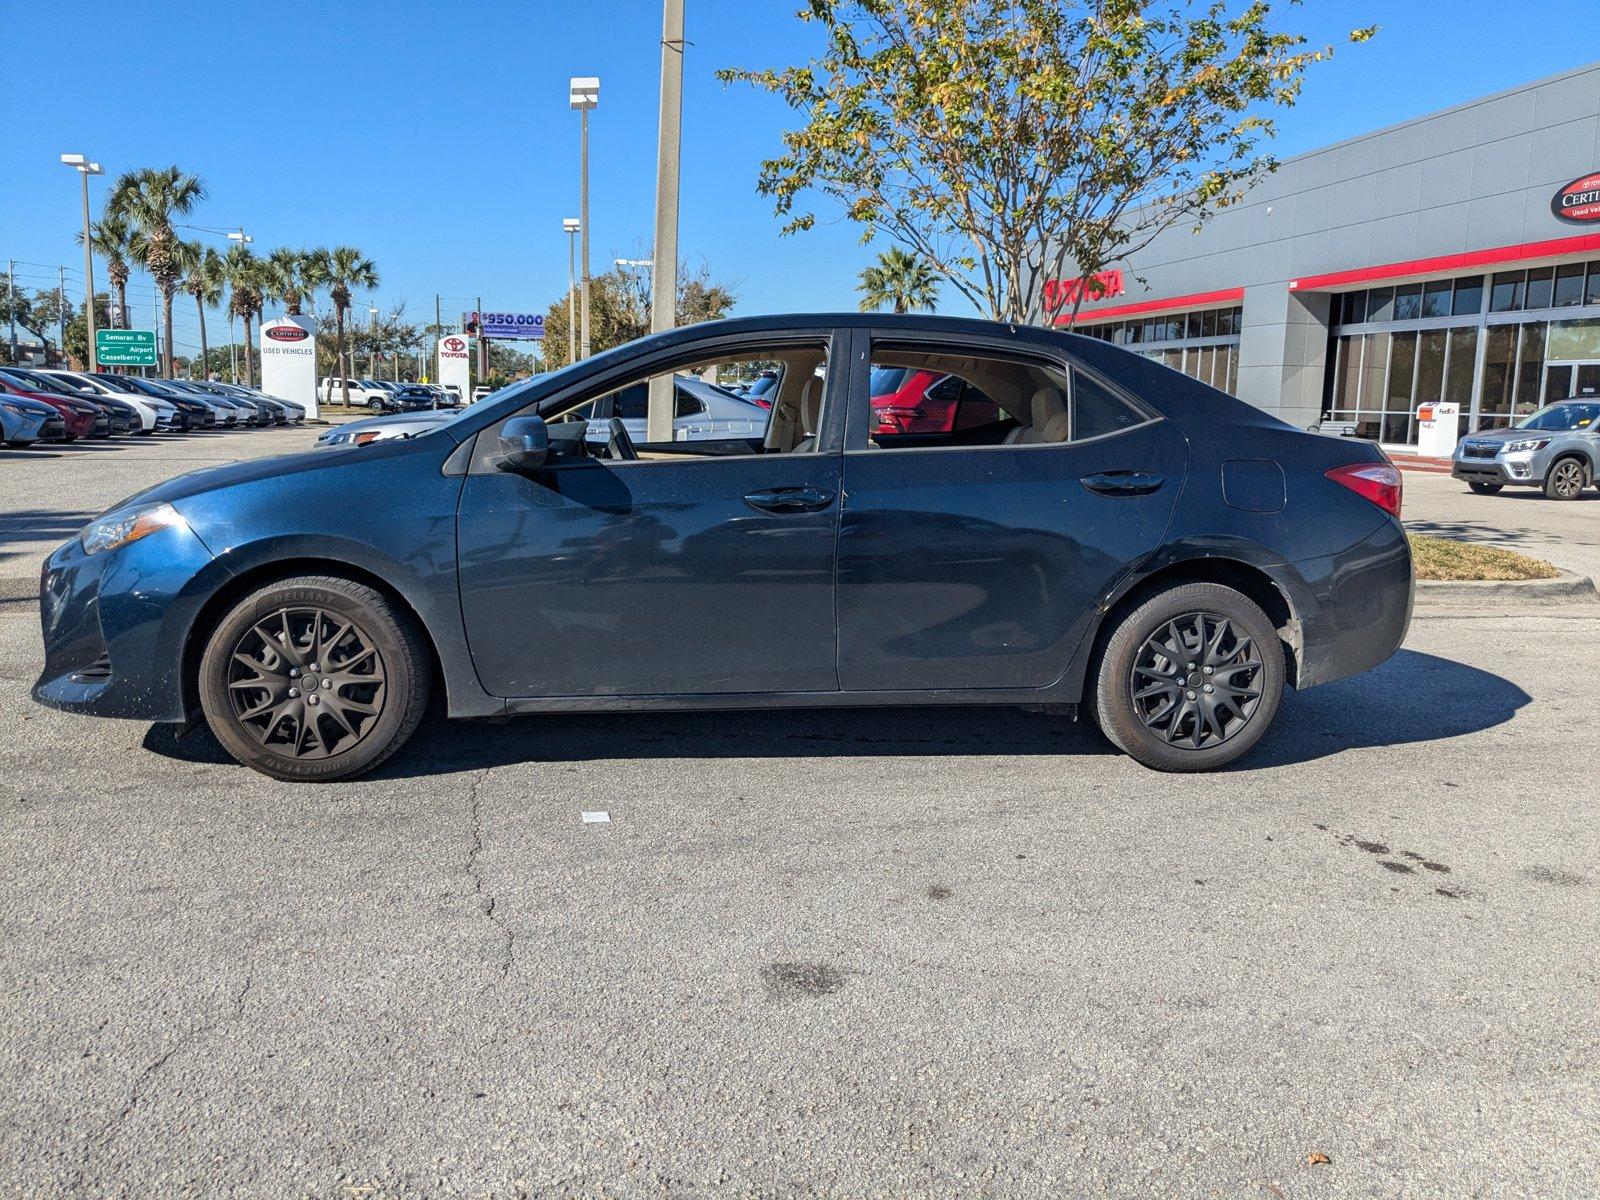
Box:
199, 576, 430, 781
1093, 581, 1285, 772
1129, 612, 1263, 750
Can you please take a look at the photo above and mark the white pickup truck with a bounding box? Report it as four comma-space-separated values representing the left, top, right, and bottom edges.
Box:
320, 377, 393, 408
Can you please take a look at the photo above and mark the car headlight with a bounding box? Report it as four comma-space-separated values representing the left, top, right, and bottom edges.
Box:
80, 502, 187, 555
2, 401, 27, 416
1503, 438, 1550, 453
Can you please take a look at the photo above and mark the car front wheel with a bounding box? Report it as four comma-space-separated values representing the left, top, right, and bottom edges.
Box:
1467, 481, 1503, 495
198, 575, 431, 782
1543, 456, 1588, 500
1093, 582, 1284, 772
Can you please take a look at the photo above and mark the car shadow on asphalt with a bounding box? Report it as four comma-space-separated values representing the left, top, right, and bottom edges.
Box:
0, 509, 100, 570
141, 649, 1529, 779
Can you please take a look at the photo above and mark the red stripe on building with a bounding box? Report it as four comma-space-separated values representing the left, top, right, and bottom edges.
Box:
1052, 287, 1246, 327
1289, 231, 1600, 292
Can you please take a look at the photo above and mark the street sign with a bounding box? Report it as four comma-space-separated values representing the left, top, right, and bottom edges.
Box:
95, 328, 157, 367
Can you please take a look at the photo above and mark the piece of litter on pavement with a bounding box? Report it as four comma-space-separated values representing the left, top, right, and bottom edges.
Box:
581, 811, 611, 824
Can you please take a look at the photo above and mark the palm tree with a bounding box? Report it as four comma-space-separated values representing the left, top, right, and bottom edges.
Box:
107, 166, 208, 376
78, 212, 136, 331
176, 241, 226, 380
857, 247, 940, 314
262, 247, 325, 318
223, 244, 263, 387
314, 247, 380, 407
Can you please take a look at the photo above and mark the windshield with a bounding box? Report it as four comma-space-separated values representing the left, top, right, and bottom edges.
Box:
10, 371, 79, 396
1517, 402, 1600, 432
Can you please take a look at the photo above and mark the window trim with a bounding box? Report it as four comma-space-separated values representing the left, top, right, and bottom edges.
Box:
464, 330, 842, 474
845, 331, 1159, 457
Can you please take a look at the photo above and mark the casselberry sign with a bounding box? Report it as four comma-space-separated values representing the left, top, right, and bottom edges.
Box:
463, 310, 545, 340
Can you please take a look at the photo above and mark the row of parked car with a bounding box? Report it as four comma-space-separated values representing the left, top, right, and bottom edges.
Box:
0, 367, 307, 447
318, 377, 464, 412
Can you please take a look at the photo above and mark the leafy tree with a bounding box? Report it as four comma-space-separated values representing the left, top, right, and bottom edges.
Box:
858, 246, 939, 313
541, 259, 738, 370
107, 165, 208, 374
79, 211, 136, 330
63, 293, 113, 369
176, 241, 227, 379
0, 280, 70, 363
722, 0, 1374, 322
262, 247, 326, 318
223, 244, 264, 387
313, 247, 380, 406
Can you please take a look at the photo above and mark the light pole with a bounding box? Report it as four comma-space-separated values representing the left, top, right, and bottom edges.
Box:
570, 76, 599, 360
368, 305, 380, 376
563, 218, 580, 365
60, 154, 104, 371
646, 0, 686, 442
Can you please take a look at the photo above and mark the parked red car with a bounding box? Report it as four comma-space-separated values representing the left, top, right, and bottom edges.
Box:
869, 366, 1003, 435
0, 374, 101, 440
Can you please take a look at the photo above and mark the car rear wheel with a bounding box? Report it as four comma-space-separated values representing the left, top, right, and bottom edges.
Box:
198, 576, 431, 782
1467, 481, 1503, 495
1543, 456, 1588, 500
1093, 582, 1284, 772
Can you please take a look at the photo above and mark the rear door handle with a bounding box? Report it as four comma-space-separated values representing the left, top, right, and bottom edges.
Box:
743, 486, 836, 514
1081, 471, 1165, 497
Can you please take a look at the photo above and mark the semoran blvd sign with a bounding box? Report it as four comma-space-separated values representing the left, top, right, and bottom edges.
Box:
95, 328, 157, 367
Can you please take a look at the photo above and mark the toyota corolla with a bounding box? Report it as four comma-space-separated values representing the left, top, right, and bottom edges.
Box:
34, 315, 1412, 781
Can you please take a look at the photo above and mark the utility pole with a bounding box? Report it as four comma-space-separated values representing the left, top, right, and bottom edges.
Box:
58, 267, 67, 364
646, 0, 686, 443
564, 218, 580, 366
434, 293, 443, 383
475, 294, 486, 382
6, 259, 16, 361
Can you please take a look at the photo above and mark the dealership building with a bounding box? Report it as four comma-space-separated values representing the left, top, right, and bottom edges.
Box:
1044, 62, 1600, 450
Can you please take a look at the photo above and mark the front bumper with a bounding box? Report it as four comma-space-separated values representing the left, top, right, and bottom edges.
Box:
33, 518, 224, 722
1451, 445, 1541, 485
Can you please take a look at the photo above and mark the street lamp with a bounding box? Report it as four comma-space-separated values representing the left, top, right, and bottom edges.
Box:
368, 305, 380, 376
563, 218, 580, 365
60, 154, 104, 371
570, 75, 599, 360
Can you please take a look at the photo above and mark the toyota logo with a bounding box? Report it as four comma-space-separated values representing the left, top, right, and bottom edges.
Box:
443, 337, 466, 352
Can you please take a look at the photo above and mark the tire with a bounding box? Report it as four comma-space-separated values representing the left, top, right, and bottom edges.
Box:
1093, 582, 1285, 772
1467, 481, 1503, 495
1543, 456, 1588, 500
198, 575, 431, 782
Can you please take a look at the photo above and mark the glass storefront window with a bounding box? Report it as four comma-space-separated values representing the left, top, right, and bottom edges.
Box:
1394, 284, 1422, 321
1416, 329, 1446, 404
1490, 271, 1523, 313
1387, 331, 1418, 411
1359, 331, 1389, 415
1343, 291, 1367, 323
1186, 312, 1201, 338
1514, 321, 1546, 416
1547, 316, 1600, 361
1444, 327, 1477, 406
1452, 276, 1484, 316
1587, 262, 1600, 308
1554, 263, 1586, 307
1367, 287, 1395, 322
1525, 268, 1554, 311
1480, 325, 1518, 426
1422, 279, 1452, 318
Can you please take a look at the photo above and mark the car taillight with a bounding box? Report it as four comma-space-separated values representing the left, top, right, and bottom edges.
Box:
1326, 461, 1403, 516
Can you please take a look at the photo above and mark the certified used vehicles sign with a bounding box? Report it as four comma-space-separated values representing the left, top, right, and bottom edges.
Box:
1552, 172, 1600, 224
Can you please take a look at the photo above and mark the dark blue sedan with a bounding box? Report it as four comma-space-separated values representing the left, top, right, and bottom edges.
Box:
33, 315, 1412, 781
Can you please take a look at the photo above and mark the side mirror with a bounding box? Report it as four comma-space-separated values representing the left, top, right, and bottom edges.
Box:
496, 415, 549, 472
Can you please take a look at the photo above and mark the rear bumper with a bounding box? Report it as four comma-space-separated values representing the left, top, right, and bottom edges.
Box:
1290, 518, 1413, 690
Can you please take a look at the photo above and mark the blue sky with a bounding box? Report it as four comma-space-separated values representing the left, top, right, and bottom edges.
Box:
4, 1, 1598, 360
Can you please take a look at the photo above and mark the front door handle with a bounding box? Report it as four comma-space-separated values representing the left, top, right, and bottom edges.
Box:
1080, 471, 1165, 497
743, 486, 836, 514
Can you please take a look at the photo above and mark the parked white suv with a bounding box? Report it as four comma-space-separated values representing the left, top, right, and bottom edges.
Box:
319, 377, 392, 408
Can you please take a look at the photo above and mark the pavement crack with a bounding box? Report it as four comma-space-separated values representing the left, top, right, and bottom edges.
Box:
464, 766, 515, 986
78, 961, 256, 1182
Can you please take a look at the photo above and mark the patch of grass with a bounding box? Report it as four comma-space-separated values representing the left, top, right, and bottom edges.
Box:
1409, 534, 1559, 582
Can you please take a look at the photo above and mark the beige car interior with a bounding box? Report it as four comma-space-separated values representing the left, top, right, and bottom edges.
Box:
868, 349, 1073, 444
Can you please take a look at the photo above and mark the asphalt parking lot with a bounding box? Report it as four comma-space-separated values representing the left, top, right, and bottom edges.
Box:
2, 434, 1597, 1198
